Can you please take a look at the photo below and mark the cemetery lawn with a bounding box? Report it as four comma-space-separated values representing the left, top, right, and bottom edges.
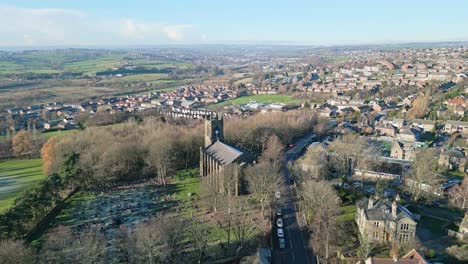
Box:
0, 159, 44, 212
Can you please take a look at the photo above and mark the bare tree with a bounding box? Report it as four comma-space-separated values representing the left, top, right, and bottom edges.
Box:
298, 144, 330, 180
146, 139, 175, 186
73, 228, 107, 264
449, 177, 467, 210
231, 200, 256, 253
123, 218, 165, 264
357, 233, 375, 261
201, 179, 222, 212
406, 149, 440, 201
328, 134, 368, 178
299, 180, 340, 260
187, 220, 211, 264
244, 162, 281, 217
0, 239, 36, 264
259, 134, 285, 168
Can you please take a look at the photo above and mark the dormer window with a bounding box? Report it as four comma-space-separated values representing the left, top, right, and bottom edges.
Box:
385, 209, 390, 214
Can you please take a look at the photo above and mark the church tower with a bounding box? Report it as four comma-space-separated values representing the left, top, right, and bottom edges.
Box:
204, 113, 224, 147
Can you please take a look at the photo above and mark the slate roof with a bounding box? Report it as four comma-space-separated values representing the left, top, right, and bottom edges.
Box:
205, 140, 244, 165
357, 198, 416, 223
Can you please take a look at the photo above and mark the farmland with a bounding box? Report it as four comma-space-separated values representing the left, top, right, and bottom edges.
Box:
0, 159, 44, 212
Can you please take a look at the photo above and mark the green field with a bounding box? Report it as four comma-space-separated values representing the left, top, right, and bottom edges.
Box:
337, 204, 357, 222
0, 52, 191, 76
0, 159, 44, 212
218, 94, 296, 106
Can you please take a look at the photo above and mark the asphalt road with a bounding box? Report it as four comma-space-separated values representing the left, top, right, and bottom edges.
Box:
272, 133, 316, 264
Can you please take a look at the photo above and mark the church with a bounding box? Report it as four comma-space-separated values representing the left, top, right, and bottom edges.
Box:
199, 113, 251, 195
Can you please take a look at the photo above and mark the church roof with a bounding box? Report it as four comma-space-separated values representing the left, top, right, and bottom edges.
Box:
205, 140, 244, 165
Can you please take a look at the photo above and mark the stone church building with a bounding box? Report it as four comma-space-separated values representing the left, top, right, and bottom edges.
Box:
199, 113, 250, 195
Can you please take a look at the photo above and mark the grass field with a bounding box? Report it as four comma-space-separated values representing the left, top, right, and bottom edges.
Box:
0, 159, 44, 212
218, 94, 296, 106
337, 204, 357, 222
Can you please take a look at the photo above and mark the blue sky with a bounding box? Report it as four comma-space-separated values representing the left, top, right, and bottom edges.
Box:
1, 0, 467, 46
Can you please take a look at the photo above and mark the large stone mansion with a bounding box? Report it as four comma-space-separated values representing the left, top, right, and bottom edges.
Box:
356, 197, 417, 244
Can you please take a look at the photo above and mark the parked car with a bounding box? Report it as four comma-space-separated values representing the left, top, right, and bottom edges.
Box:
342, 183, 351, 189
279, 238, 286, 249
277, 218, 283, 228
353, 181, 362, 188
275, 191, 281, 199
276, 209, 283, 217
277, 228, 284, 238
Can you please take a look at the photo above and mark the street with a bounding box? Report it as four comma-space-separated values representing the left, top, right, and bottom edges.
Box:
273, 133, 316, 264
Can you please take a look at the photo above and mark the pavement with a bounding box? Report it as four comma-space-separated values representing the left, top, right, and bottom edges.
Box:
272, 133, 317, 264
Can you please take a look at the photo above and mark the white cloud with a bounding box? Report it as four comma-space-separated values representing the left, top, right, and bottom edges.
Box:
0, 5, 199, 46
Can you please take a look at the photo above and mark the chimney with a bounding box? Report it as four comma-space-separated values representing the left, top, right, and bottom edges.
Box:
392, 200, 397, 218
368, 197, 374, 208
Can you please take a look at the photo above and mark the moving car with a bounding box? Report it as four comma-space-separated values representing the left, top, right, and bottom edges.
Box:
277, 218, 283, 228
277, 228, 284, 238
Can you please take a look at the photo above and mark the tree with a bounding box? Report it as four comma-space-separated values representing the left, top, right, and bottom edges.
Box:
298, 180, 340, 260
12, 130, 34, 158
0, 239, 36, 264
298, 144, 330, 180
73, 229, 107, 264
406, 149, 440, 201
259, 135, 285, 167
122, 219, 164, 264
41, 137, 58, 175
328, 134, 372, 178
407, 91, 430, 119
449, 177, 467, 210
244, 162, 281, 217
230, 200, 255, 253
188, 220, 211, 264
357, 233, 375, 261
146, 138, 175, 186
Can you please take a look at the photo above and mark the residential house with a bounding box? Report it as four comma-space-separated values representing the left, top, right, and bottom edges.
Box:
356, 198, 417, 243
439, 148, 467, 172
397, 126, 421, 142
375, 123, 396, 136
411, 119, 436, 132
390, 141, 415, 160
444, 120, 468, 134
362, 249, 428, 264
391, 118, 405, 129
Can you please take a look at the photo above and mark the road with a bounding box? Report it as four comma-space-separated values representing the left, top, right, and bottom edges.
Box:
273, 133, 317, 264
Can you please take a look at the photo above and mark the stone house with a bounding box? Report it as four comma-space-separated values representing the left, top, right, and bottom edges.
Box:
439, 149, 467, 172
356, 198, 417, 244
411, 119, 436, 132
375, 122, 396, 136
397, 126, 422, 142
390, 141, 415, 160
445, 120, 468, 134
